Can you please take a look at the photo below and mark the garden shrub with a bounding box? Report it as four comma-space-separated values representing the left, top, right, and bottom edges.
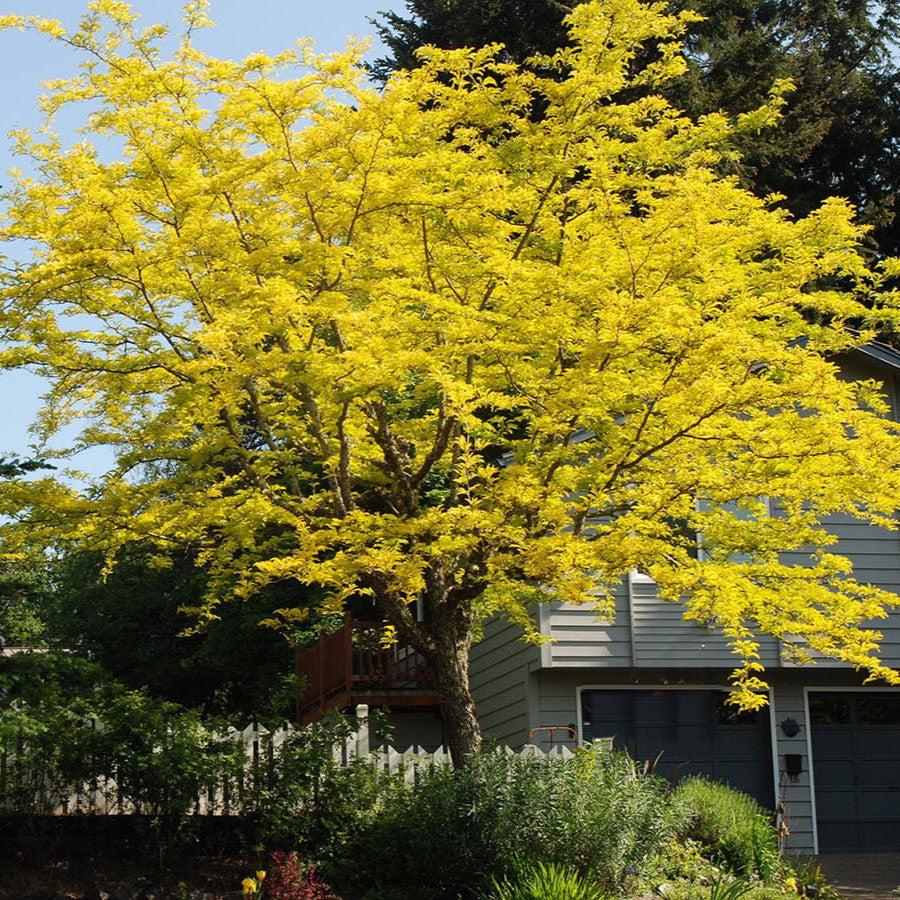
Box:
675, 778, 780, 882
331, 744, 687, 899
489, 861, 607, 900
250, 712, 405, 855
0, 652, 243, 821
707, 873, 756, 900
252, 851, 339, 899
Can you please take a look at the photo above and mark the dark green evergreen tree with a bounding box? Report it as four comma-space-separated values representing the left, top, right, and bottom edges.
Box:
372, 0, 900, 255
370, 0, 576, 80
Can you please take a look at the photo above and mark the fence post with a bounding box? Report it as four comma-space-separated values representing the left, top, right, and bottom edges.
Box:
354, 704, 370, 758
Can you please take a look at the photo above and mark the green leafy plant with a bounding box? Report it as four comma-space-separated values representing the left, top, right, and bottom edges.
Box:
489, 861, 606, 899
248, 712, 404, 855
0, 652, 243, 820
675, 778, 780, 882
630, 838, 725, 896
708, 873, 756, 900
784, 857, 842, 900
332, 745, 687, 899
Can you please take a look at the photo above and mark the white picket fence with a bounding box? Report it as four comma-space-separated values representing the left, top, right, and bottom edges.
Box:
0, 704, 584, 817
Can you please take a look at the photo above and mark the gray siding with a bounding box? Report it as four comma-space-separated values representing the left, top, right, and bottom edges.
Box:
771, 682, 816, 854
778, 509, 900, 668
630, 579, 781, 667
543, 581, 632, 667
822, 514, 900, 665
469, 616, 541, 747
544, 576, 781, 669
533, 669, 581, 736
827, 354, 900, 665
536, 350, 900, 671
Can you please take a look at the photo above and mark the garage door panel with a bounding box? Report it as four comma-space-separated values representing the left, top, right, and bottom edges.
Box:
584, 693, 632, 722
859, 820, 897, 853
810, 691, 900, 853
655, 760, 709, 782
814, 789, 858, 818
811, 729, 853, 757
856, 789, 900, 816
635, 730, 713, 760
817, 822, 859, 852
861, 823, 900, 852
634, 693, 709, 726
855, 696, 900, 725
854, 729, 900, 758
856, 760, 900, 788
581, 689, 773, 809
812, 759, 855, 786
712, 761, 772, 793
714, 731, 764, 758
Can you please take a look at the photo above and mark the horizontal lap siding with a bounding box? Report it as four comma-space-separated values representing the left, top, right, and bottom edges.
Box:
540, 354, 900, 674
470, 617, 541, 748
534, 670, 583, 731
795, 358, 900, 668
631, 580, 781, 668
772, 683, 815, 854
546, 582, 632, 667
544, 523, 899, 673
779, 512, 900, 669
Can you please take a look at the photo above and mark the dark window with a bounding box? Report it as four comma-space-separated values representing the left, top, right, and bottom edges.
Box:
809, 694, 852, 725
663, 516, 700, 560
855, 695, 900, 725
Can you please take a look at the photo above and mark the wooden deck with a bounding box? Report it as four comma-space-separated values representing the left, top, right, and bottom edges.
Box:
295, 619, 441, 726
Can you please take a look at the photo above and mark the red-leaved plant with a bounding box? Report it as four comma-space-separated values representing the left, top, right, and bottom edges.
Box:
264, 851, 339, 900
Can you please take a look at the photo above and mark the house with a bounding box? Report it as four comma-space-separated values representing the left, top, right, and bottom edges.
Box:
298, 341, 900, 856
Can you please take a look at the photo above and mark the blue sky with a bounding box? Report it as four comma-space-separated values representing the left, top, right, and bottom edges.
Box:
0, 0, 401, 473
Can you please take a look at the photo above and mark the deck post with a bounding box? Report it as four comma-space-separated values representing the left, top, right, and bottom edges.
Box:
344, 617, 353, 695
317, 636, 325, 715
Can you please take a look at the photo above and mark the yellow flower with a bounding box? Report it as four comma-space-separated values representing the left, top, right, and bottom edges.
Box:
784, 876, 798, 893
241, 876, 258, 896
256, 870, 267, 883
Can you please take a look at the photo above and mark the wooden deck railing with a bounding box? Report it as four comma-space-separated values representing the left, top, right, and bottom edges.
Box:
296, 620, 437, 726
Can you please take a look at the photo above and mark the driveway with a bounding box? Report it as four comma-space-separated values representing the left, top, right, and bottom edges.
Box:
815, 854, 900, 899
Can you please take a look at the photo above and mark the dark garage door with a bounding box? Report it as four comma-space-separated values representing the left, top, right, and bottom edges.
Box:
810, 691, 900, 853
580, 689, 774, 808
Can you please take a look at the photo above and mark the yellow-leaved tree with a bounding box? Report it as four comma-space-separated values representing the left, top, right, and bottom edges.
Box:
2, 0, 900, 761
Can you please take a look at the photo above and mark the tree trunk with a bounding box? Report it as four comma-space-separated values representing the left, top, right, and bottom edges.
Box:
373, 571, 484, 765
428, 635, 483, 765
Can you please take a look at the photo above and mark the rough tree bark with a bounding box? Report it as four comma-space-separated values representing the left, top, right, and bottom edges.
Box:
376, 565, 485, 765
427, 631, 483, 764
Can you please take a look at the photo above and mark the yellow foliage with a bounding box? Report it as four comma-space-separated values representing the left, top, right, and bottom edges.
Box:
1, 0, 899, 713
